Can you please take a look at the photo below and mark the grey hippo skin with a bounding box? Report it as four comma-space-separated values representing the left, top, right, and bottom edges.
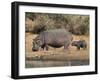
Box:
71, 40, 87, 50
32, 29, 73, 51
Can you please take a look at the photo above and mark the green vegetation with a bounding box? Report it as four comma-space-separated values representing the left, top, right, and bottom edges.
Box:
25, 12, 89, 35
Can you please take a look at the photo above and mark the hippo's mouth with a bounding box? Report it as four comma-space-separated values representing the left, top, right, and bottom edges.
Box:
32, 47, 39, 51
32, 42, 39, 51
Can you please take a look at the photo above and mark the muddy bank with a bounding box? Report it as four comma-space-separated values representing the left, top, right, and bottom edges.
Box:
25, 33, 89, 68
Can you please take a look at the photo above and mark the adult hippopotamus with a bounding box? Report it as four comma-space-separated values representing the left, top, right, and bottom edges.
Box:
32, 29, 73, 51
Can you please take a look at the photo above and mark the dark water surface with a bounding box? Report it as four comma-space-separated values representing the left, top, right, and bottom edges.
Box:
26, 60, 89, 68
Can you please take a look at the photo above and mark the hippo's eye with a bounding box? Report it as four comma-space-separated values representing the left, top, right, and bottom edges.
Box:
35, 40, 40, 44
36, 41, 38, 44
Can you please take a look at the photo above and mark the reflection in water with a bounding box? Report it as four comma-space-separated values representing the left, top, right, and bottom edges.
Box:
25, 60, 89, 68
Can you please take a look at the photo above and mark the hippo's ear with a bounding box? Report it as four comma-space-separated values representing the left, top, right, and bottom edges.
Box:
71, 42, 74, 46
33, 39, 36, 41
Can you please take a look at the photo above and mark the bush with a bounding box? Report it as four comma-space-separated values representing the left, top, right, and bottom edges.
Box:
25, 13, 89, 35
32, 24, 46, 34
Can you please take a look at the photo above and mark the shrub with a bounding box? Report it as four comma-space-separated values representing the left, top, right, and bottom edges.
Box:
25, 12, 89, 35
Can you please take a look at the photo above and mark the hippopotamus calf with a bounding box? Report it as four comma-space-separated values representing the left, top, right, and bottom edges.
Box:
71, 40, 87, 50
32, 29, 73, 51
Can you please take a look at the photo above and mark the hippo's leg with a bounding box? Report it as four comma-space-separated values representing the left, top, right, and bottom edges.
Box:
64, 41, 69, 49
45, 45, 49, 51
41, 45, 45, 50
83, 44, 87, 50
77, 45, 80, 50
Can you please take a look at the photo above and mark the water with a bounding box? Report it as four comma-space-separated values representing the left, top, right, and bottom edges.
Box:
25, 60, 89, 68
